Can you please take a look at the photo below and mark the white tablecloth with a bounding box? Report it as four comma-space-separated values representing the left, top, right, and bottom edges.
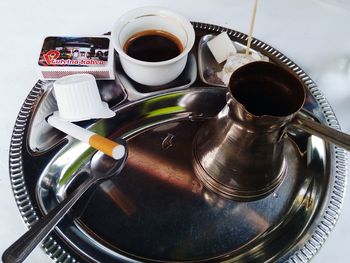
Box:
0, 0, 349, 262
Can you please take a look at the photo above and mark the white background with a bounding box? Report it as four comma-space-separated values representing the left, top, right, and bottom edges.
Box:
1, 0, 350, 262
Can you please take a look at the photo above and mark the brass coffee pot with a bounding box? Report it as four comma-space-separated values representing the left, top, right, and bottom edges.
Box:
193, 61, 350, 200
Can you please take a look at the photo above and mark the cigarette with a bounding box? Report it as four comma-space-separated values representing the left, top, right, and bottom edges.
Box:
47, 115, 125, 160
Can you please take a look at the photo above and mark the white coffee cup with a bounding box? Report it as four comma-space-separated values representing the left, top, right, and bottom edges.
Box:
111, 7, 195, 86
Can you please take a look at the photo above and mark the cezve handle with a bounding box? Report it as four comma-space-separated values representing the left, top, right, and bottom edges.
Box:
293, 113, 350, 152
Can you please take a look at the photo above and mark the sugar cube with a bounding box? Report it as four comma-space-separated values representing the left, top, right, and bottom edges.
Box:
207, 32, 237, 64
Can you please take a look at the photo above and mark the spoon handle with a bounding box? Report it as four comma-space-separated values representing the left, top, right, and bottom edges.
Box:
2, 176, 96, 263
293, 113, 350, 151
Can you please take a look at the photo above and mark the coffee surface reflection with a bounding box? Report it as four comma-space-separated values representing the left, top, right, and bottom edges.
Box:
232, 79, 299, 117
229, 62, 305, 117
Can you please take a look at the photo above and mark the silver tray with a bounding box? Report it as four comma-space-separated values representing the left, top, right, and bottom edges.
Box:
9, 22, 347, 263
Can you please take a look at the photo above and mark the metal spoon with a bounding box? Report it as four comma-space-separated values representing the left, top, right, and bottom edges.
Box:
2, 138, 128, 263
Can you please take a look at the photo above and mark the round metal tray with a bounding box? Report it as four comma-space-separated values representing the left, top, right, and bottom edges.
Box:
9, 22, 347, 263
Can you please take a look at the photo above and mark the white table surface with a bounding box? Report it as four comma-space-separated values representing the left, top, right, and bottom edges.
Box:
1, 0, 349, 262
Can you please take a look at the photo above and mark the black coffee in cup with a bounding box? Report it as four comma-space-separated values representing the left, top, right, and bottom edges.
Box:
123, 30, 184, 62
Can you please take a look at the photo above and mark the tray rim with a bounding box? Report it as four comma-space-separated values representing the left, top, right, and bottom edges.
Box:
8, 21, 348, 263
